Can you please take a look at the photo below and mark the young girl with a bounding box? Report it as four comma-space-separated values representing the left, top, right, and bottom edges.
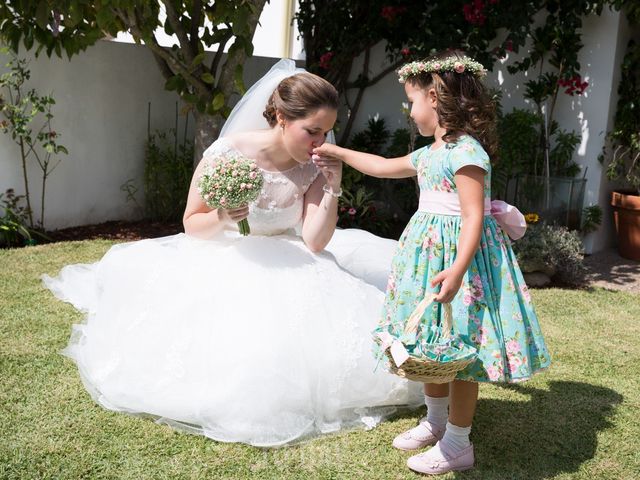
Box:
313, 52, 550, 474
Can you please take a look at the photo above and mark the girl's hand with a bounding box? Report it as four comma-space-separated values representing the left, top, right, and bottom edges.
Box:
312, 143, 341, 161
312, 151, 343, 191
431, 268, 464, 303
220, 205, 249, 223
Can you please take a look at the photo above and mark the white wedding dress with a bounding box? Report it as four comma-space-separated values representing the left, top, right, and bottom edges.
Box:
43, 137, 421, 447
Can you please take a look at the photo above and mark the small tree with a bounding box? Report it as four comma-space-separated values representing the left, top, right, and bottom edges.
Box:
0, 0, 268, 162
507, 1, 608, 183
0, 48, 67, 229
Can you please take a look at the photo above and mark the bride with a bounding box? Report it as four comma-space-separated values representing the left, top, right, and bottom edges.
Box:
43, 60, 420, 447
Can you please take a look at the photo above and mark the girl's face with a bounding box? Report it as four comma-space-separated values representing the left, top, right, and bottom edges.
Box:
404, 82, 439, 137
279, 107, 337, 163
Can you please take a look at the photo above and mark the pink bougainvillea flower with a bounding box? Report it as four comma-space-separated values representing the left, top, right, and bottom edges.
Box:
319, 52, 334, 70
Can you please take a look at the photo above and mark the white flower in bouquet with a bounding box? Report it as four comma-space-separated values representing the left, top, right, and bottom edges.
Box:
197, 153, 264, 235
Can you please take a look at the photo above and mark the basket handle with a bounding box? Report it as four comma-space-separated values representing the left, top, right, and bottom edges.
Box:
403, 293, 453, 339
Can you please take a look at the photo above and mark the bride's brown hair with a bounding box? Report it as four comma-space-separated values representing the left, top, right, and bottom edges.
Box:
263, 72, 339, 127
406, 51, 498, 160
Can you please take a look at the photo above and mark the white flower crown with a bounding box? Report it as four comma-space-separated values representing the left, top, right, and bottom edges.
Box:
398, 57, 487, 83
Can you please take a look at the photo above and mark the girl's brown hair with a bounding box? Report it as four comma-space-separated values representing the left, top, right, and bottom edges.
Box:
406, 51, 498, 160
263, 72, 339, 127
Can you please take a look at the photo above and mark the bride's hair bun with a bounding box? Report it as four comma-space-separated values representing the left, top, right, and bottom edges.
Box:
263, 72, 338, 128
263, 93, 278, 127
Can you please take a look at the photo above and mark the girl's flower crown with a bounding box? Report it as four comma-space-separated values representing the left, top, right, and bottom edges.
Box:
398, 56, 487, 83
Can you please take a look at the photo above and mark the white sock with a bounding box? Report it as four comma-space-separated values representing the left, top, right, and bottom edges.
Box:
424, 395, 449, 430
441, 421, 471, 452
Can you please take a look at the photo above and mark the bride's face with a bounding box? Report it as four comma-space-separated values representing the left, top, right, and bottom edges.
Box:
281, 107, 337, 163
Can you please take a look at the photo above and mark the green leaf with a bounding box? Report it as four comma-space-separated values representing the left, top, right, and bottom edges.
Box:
201, 72, 215, 84
212, 92, 225, 111
69, 1, 83, 27
23, 30, 34, 51
96, 8, 113, 30
35, 1, 49, 30
234, 65, 245, 95
232, 8, 249, 36
165, 76, 182, 91
191, 52, 206, 67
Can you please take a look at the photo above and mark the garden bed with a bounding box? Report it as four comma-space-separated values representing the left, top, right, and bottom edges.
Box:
45, 220, 183, 243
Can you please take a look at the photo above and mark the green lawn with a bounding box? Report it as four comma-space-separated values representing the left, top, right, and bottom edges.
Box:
1, 240, 639, 480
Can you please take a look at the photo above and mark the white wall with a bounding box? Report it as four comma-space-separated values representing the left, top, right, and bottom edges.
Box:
0, 40, 281, 230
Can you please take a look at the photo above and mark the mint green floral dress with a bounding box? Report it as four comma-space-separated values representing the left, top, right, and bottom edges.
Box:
377, 135, 550, 383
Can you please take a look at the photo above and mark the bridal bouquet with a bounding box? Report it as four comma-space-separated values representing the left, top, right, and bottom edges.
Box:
197, 152, 263, 235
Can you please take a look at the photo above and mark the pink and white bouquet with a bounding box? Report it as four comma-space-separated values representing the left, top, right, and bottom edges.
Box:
197, 152, 263, 235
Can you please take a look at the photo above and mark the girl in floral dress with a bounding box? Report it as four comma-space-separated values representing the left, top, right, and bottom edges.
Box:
313, 51, 550, 475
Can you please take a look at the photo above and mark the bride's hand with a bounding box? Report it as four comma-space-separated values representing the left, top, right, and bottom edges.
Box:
312, 147, 342, 190
220, 205, 249, 223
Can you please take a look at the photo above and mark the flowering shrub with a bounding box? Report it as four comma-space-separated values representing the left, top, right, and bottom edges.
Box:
558, 75, 589, 96
0, 189, 42, 248
337, 187, 389, 233
318, 52, 334, 70
380, 6, 406, 22
512, 222, 586, 285
463, 0, 499, 26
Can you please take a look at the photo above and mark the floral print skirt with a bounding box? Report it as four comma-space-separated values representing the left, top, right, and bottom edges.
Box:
377, 212, 551, 383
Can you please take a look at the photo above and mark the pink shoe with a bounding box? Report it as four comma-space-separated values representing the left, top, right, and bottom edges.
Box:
392, 422, 445, 451
407, 441, 474, 475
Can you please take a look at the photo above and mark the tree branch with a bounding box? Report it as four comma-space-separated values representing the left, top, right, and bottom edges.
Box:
144, 35, 211, 97
210, 29, 233, 77
217, 1, 267, 97
368, 59, 404, 86
340, 47, 371, 145
190, 0, 202, 51
160, 0, 196, 64
345, 58, 403, 90
151, 49, 176, 80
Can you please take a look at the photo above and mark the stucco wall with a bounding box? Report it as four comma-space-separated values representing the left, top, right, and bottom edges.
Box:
0, 40, 280, 230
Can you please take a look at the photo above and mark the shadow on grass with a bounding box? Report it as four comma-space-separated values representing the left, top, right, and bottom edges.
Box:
456, 380, 623, 479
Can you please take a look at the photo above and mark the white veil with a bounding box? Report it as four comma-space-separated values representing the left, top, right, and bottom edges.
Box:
219, 58, 336, 143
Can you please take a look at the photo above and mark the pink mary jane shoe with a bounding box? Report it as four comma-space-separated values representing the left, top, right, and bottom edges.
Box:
392, 422, 445, 451
407, 441, 474, 475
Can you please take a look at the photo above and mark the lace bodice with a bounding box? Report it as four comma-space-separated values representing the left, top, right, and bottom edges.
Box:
201, 138, 320, 235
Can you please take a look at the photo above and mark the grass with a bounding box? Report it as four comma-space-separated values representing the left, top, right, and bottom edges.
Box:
1, 240, 639, 479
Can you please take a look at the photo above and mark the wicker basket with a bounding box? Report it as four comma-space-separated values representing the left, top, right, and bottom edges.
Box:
380, 294, 477, 384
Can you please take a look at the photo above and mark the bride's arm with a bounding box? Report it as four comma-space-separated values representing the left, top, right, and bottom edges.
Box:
301, 161, 342, 253
183, 161, 248, 239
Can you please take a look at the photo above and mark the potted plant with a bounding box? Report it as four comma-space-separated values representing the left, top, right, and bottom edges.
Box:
603, 37, 640, 261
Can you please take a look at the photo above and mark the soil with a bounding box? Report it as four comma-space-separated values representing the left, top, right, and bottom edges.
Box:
45, 219, 183, 243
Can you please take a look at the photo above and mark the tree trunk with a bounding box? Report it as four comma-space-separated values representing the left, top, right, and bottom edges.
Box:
193, 112, 225, 166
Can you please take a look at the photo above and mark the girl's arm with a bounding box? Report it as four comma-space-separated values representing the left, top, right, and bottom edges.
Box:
183, 160, 249, 239
312, 143, 416, 179
431, 165, 485, 302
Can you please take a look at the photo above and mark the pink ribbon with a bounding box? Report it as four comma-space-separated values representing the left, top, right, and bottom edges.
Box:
490, 200, 527, 240
418, 191, 527, 240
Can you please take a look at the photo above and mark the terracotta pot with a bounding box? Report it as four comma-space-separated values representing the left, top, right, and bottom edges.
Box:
611, 190, 640, 261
